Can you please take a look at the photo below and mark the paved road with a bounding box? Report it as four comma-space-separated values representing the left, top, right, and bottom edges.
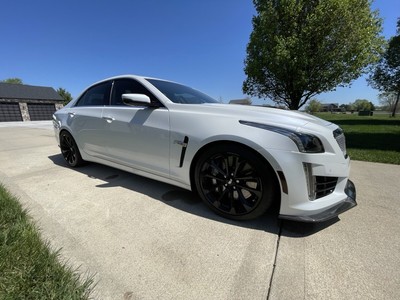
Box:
0, 122, 399, 300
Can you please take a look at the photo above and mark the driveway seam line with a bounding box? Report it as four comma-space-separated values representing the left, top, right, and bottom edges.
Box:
266, 220, 282, 300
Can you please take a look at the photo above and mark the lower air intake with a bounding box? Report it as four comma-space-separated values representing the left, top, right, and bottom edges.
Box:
315, 176, 338, 199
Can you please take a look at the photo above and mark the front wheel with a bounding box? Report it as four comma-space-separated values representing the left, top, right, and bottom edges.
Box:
60, 131, 84, 167
194, 144, 276, 220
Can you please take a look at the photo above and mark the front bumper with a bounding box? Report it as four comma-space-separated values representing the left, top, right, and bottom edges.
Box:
279, 180, 357, 222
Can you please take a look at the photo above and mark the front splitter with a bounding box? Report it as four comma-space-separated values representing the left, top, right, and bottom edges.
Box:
279, 179, 357, 223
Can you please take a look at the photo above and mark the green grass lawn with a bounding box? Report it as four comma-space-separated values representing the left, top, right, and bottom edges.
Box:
0, 184, 93, 299
315, 112, 400, 165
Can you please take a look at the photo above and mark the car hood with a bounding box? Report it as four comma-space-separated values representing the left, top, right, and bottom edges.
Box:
172, 103, 333, 130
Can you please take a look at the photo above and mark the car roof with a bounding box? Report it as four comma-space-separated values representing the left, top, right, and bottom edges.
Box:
92, 74, 178, 86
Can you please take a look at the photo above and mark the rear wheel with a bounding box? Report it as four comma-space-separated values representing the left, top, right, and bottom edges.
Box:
194, 144, 276, 220
60, 131, 84, 167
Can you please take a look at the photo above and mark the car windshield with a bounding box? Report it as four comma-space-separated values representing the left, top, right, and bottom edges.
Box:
146, 79, 218, 104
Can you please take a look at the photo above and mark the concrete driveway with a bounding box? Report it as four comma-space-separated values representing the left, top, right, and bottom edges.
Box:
0, 122, 399, 300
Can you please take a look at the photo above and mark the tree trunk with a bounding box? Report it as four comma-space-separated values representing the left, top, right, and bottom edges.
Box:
392, 91, 400, 117
288, 95, 302, 110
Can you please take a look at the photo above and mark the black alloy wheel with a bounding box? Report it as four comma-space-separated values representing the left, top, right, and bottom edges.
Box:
60, 131, 84, 167
195, 144, 275, 220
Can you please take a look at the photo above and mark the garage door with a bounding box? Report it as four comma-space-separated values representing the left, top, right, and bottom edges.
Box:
0, 102, 23, 122
28, 103, 56, 121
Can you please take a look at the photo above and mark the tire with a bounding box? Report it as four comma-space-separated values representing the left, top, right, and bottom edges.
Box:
59, 131, 85, 167
194, 144, 276, 220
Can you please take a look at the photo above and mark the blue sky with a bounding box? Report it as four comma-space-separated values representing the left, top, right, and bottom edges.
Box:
0, 0, 398, 106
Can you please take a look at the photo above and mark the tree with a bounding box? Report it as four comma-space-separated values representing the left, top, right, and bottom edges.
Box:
2, 78, 23, 84
379, 91, 400, 112
56, 87, 73, 106
369, 102, 376, 111
243, 0, 384, 110
340, 103, 355, 112
353, 99, 374, 111
305, 99, 322, 114
369, 18, 400, 117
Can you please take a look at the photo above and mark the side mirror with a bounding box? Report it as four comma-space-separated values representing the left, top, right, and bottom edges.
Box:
122, 94, 151, 106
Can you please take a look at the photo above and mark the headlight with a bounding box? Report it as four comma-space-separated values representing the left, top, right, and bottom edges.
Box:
239, 120, 324, 153
291, 132, 324, 153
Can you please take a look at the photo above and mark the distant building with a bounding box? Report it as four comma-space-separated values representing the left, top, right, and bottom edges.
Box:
0, 83, 63, 122
321, 103, 342, 112
229, 98, 252, 105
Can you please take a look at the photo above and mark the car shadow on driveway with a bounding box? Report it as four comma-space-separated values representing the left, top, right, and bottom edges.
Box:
48, 154, 339, 237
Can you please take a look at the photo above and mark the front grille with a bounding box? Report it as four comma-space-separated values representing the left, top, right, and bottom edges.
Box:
333, 128, 347, 157
315, 176, 338, 199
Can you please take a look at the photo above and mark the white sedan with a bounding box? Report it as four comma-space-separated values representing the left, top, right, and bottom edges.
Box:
53, 75, 356, 222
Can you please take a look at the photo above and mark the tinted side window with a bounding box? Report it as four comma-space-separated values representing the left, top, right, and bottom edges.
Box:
111, 79, 161, 106
75, 81, 112, 107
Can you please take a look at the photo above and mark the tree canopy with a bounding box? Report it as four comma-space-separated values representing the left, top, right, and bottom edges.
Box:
56, 87, 73, 106
378, 91, 399, 113
353, 99, 375, 111
305, 99, 322, 114
369, 18, 400, 117
2, 78, 23, 84
243, 0, 384, 110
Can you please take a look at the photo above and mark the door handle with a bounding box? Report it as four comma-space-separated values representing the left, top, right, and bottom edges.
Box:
102, 116, 115, 123
68, 112, 75, 117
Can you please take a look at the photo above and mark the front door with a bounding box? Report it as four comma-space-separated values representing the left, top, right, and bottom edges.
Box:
101, 78, 170, 177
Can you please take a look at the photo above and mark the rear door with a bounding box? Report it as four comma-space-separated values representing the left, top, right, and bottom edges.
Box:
68, 81, 111, 158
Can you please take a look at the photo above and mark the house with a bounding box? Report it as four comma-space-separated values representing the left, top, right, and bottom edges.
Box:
321, 103, 342, 112
0, 83, 63, 122
229, 98, 252, 105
